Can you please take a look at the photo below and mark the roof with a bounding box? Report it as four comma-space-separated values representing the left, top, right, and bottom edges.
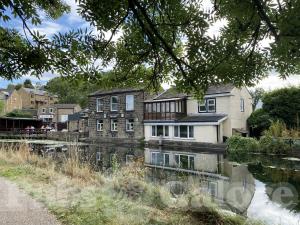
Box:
68, 109, 89, 121
22, 88, 58, 97
178, 114, 227, 123
68, 112, 82, 121
144, 114, 227, 123
0, 88, 13, 96
152, 84, 235, 100
52, 104, 79, 109
0, 117, 41, 121
89, 88, 143, 97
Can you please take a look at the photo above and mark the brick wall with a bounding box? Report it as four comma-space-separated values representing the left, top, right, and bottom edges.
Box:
88, 90, 145, 143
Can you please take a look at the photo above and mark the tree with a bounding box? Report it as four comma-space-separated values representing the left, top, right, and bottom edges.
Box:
250, 88, 265, 110
6, 109, 32, 118
15, 84, 22, 90
247, 108, 272, 138
23, 79, 34, 88
1, 1, 300, 95
262, 86, 300, 129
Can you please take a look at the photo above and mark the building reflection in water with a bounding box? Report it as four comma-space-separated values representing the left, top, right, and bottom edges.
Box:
81, 144, 255, 214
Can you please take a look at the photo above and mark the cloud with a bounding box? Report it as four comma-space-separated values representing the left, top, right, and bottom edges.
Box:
31, 21, 64, 37
64, 0, 85, 24
254, 72, 300, 91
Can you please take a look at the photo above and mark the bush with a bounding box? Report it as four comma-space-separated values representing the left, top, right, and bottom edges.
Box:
247, 109, 272, 138
227, 135, 259, 153
259, 134, 291, 154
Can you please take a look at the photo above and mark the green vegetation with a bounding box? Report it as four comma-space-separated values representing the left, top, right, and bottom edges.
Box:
0, 144, 264, 225
226, 135, 259, 153
228, 120, 299, 155
247, 109, 272, 138
2, 1, 300, 95
262, 87, 300, 129
6, 109, 33, 118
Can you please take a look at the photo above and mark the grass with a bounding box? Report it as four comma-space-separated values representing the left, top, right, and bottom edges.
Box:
0, 143, 264, 225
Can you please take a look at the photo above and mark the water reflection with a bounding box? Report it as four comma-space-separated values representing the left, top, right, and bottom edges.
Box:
144, 147, 255, 214
2, 139, 300, 224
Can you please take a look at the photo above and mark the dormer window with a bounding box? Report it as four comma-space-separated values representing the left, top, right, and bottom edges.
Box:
42, 108, 46, 113
198, 98, 216, 113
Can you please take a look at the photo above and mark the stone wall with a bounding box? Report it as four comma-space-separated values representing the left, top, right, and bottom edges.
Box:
88, 90, 145, 144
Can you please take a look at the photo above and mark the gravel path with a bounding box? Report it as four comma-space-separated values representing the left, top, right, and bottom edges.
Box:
0, 177, 61, 225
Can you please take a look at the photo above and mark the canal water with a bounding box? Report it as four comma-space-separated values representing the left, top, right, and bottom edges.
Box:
1, 139, 300, 225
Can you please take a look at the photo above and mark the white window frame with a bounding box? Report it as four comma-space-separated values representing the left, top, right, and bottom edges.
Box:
49, 108, 53, 113
163, 153, 170, 166
126, 119, 134, 131
174, 125, 194, 139
110, 96, 118, 111
42, 108, 46, 113
175, 154, 195, 169
96, 152, 101, 161
126, 95, 134, 111
208, 181, 218, 197
111, 119, 118, 131
96, 120, 103, 131
207, 99, 216, 112
240, 98, 245, 112
198, 98, 216, 113
96, 98, 104, 112
151, 125, 169, 137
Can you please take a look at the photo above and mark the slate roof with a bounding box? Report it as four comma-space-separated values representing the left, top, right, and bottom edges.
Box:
89, 88, 143, 97
144, 114, 227, 123
178, 114, 227, 123
153, 84, 235, 100
23, 88, 58, 97
52, 104, 79, 109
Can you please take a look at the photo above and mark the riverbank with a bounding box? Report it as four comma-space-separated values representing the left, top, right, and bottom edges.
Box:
0, 144, 264, 225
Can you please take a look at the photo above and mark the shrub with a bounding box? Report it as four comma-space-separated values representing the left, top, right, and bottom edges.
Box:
227, 135, 259, 153
247, 109, 272, 138
259, 134, 291, 154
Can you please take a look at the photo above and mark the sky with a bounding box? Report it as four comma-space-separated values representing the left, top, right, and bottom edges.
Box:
0, 0, 299, 90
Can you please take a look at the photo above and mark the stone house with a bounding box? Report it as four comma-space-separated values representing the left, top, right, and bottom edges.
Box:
144, 84, 252, 144
37, 104, 81, 130
18, 87, 58, 110
88, 89, 145, 144
0, 89, 22, 114
67, 109, 89, 132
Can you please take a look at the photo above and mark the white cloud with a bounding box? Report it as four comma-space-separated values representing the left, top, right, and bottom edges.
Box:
254, 72, 300, 91
31, 21, 63, 37
65, 0, 85, 24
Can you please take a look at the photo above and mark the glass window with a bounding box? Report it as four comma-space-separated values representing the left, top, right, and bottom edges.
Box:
198, 99, 207, 112
240, 98, 245, 112
96, 152, 101, 161
180, 125, 188, 138
164, 153, 170, 166
49, 108, 53, 113
207, 99, 216, 112
164, 126, 169, 137
126, 95, 134, 111
161, 102, 165, 112
156, 103, 161, 112
170, 102, 175, 112
208, 181, 217, 197
111, 119, 118, 131
110, 96, 118, 111
152, 126, 156, 136
42, 108, 46, 113
165, 102, 170, 112
152, 103, 157, 112
175, 154, 195, 170
157, 125, 164, 136
96, 98, 104, 112
174, 126, 179, 137
126, 119, 134, 131
189, 126, 194, 138
96, 120, 103, 131
151, 152, 163, 165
